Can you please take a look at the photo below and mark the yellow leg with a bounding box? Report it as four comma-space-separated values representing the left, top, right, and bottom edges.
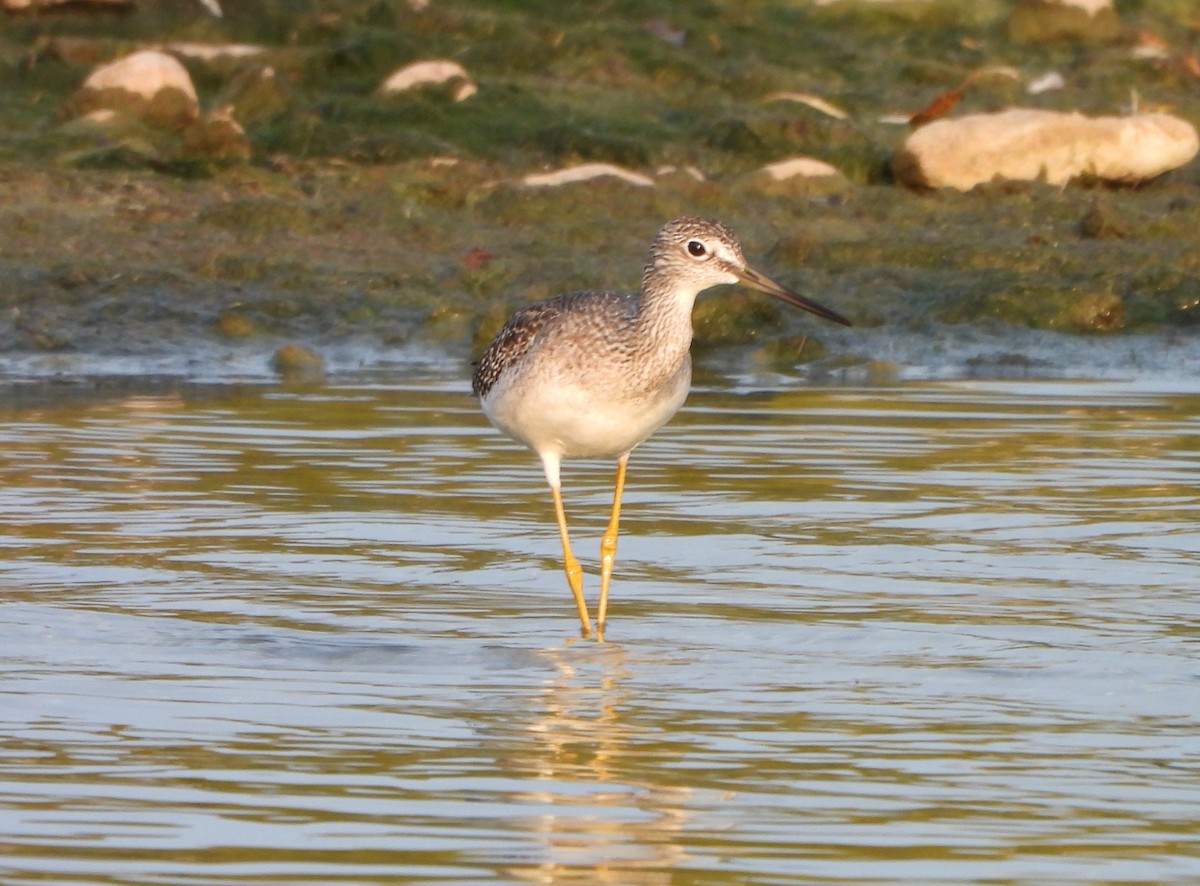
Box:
551, 485, 592, 638
597, 454, 628, 642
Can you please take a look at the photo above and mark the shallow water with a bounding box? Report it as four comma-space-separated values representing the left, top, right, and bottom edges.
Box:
1, 370, 1198, 884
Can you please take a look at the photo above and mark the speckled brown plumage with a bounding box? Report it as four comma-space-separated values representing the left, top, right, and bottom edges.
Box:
472, 290, 633, 399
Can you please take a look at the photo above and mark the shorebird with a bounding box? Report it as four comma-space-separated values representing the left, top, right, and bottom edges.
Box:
472, 216, 851, 640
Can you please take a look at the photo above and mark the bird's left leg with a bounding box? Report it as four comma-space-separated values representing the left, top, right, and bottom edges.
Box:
597, 453, 628, 641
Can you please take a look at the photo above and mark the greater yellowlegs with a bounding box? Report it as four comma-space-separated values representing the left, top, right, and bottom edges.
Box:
472, 216, 851, 640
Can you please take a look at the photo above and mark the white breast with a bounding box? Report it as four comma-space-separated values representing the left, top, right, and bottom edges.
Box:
482, 356, 691, 461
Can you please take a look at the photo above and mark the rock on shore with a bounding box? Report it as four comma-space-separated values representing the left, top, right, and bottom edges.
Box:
893, 108, 1199, 190
3, 0, 132, 9
744, 157, 849, 197
67, 49, 199, 128
380, 60, 477, 102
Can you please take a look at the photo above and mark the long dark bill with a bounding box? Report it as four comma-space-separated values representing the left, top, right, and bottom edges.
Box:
737, 265, 852, 327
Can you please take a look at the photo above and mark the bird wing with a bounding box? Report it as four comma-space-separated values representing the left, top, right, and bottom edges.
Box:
471, 291, 633, 398
471, 298, 566, 398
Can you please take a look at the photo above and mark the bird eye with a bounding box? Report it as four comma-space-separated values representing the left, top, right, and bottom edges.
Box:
687, 240, 707, 258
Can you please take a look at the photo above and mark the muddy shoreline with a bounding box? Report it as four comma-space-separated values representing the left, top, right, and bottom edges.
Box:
1, 1, 1198, 386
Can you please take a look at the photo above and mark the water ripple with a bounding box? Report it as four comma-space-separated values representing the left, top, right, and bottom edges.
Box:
1, 377, 1198, 884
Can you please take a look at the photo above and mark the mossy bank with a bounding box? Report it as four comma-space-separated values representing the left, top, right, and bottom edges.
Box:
1, 0, 1197, 375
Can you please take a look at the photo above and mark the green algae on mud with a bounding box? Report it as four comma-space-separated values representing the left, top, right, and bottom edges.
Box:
4, 0, 1197, 173
0, 0, 1198, 366
1, 162, 1196, 359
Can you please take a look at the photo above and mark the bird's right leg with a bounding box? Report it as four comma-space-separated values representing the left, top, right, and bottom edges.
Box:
550, 484, 592, 637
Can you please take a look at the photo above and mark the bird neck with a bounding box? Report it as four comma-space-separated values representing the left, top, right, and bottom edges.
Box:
628, 266, 698, 378
639, 263, 701, 330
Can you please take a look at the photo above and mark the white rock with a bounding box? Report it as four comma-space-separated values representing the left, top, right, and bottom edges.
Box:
522, 163, 655, 188
655, 164, 705, 181
759, 157, 843, 181
1026, 71, 1066, 94
1045, 0, 1111, 13
1131, 40, 1172, 61
895, 108, 1199, 190
451, 81, 478, 102
81, 108, 119, 124
160, 42, 265, 62
761, 91, 849, 120
380, 60, 476, 101
82, 49, 198, 106
4, 0, 130, 8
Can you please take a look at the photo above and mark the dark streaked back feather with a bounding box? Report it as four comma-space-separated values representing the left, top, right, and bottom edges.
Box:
471, 290, 636, 398
472, 300, 558, 398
